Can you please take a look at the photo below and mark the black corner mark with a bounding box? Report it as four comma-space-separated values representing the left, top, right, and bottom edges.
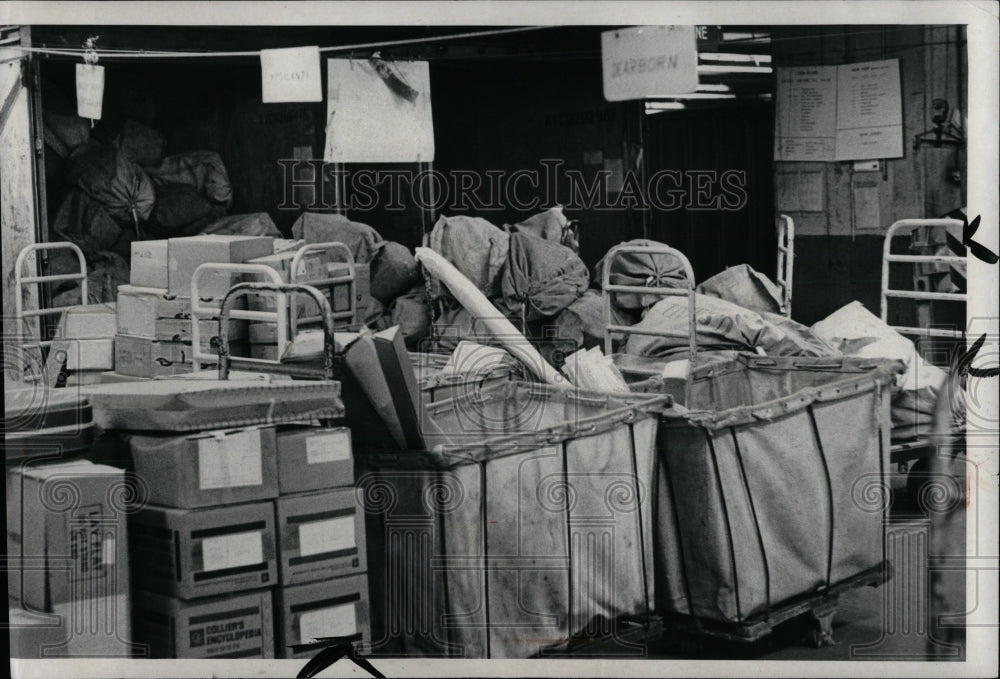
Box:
962, 214, 1000, 265
296, 639, 385, 679
957, 333, 1000, 379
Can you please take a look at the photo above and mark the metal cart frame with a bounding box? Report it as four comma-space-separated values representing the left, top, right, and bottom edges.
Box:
13, 241, 89, 355
600, 242, 698, 403
880, 218, 967, 474
776, 214, 794, 318
215, 281, 340, 381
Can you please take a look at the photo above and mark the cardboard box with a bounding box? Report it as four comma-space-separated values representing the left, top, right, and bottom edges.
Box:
131, 240, 170, 289
116, 285, 190, 336
114, 335, 193, 377
128, 501, 277, 599
58, 303, 117, 339
275, 574, 370, 659
9, 596, 133, 658
168, 235, 274, 298
126, 426, 279, 508
132, 589, 274, 658
276, 426, 353, 494
275, 487, 366, 586
8, 460, 131, 612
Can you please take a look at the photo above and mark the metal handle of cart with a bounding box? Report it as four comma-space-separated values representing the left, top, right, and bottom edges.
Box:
600, 243, 697, 403
288, 241, 357, 335
14, 241, 89, 352
189, 262, 288, 371
776, 214, 794, 318
216, 282, 338, 381
880, 218, 966, 339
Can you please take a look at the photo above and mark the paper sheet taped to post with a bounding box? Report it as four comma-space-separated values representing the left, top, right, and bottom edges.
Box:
324, 59, 434, 163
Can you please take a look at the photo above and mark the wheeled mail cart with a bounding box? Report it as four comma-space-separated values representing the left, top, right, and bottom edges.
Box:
600, 243, 904, 646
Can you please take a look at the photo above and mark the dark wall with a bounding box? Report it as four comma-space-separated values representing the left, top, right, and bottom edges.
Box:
36, 26, 636, 261
644, 102, 776, 283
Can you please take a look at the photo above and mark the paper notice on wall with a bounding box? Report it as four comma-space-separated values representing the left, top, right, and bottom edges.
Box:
834, 59, 902, 160
260, 46, 323, 103
201, 531, 264, 572
299, 603, 357, 643
775, 59, 903, 162
773, 66, 837, 161
852, 181, 882, 231
76, 64, 105, 120
305, 430, 351, 465
298, 515, 356, 557
198, 430, 263, 489
324, 59, 434, 163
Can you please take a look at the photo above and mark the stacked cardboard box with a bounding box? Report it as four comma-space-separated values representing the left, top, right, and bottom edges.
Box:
44, 303, 118, 387
6, 460, 134, 657
272, 426, 371, 658
126, 425, 281, 658
114, 236, 269, 378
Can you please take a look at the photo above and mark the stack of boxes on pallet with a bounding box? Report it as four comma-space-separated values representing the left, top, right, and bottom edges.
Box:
126, 422, 368, 658
115, 235, 272, 378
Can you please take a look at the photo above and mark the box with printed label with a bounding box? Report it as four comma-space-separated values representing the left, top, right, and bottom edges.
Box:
275, 574, 370, 659
276, 426, 354, 494
275, 487, 366, 586
132, 588, 274, 658
168, 235, 274, 298
126, 426, 278, 508
8, 460, 131, 611
131, 240, 170, 288
128, 501, 277, 599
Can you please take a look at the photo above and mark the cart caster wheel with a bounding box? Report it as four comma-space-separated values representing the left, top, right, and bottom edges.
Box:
804, 604, 838, 647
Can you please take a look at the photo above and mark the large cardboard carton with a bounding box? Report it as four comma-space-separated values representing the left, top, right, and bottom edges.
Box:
59, 303, 118, 339
275, 574, 370, 659
128, 501, 277, 599
8, 596, 133, 658
132, 589, 274, 658
275, 487, 366, 586
131, 240, 169, 288
126, 426, 278, 508
114, 335, 193, 378
275, 426, 353, 494
167, 235, 274, 298
8, 460, 131, 613
115, 285, 190, 337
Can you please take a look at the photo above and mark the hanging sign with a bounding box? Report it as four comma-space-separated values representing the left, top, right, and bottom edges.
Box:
76, 63, 105, 120
260, 46, 323, 103
324, 59, 434, 163
601, 25, 699, 102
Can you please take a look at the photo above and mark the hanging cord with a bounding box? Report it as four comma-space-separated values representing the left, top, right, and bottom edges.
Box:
13, 26, 554, 60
